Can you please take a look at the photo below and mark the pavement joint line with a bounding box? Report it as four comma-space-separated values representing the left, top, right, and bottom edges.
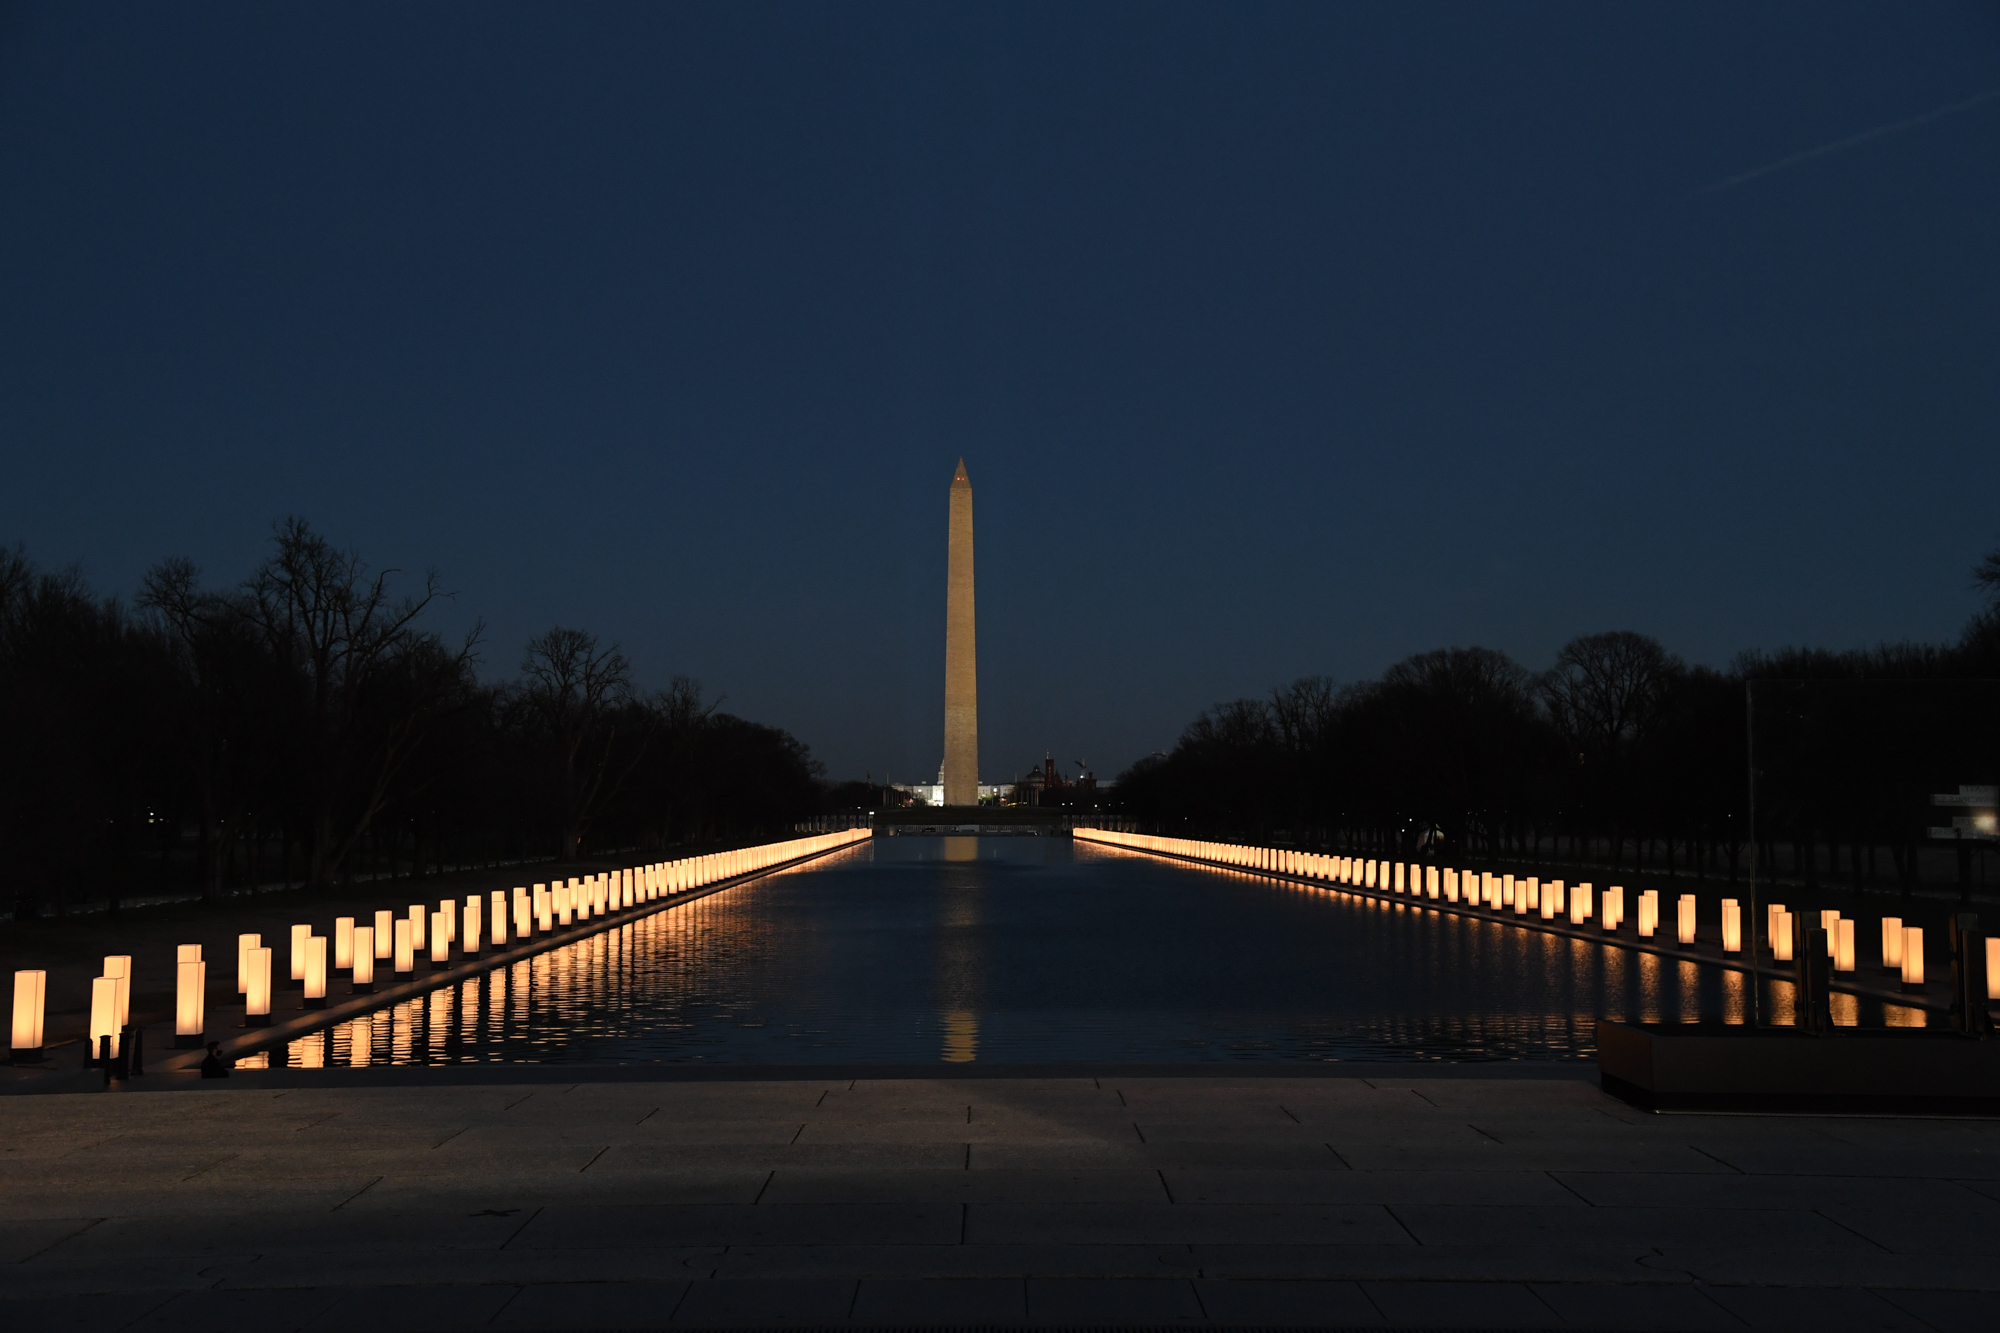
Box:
105, 840, 864, 1075
1077, 834, 1959, 1014
499, 1204, 542, 1250
16, 1217, 101, 1265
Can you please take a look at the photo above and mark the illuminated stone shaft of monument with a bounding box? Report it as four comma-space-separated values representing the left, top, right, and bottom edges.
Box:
943, 458, 978, 806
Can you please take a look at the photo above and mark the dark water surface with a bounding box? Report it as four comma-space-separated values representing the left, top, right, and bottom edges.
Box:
270, 837, 1930, 1068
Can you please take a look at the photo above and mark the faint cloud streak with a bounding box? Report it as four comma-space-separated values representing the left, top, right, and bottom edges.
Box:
1696, 88, 2000, 196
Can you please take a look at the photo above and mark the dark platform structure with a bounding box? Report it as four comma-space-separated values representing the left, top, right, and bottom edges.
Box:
1597, 1018, 2000, 1115
872, 807, 1075, 836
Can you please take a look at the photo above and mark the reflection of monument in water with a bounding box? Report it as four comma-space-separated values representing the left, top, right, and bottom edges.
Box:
936, 836, 983, 1062
942, 459, 979, 807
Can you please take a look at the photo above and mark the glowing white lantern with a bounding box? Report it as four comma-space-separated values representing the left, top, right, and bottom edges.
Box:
1834, 918, 1855, 972
1821, 910, 1840, 958
304, 937, 326, 1007
1524, 878, 1539, 913
289, 924, 310, 985
12, 970, 47, 1055
89, 976, 120, 1059
245, 947, 273, 1023
1677, 894, 1696, 945
394, 919, 413, 975
489, 891, 508, 945
1502, 874, 1515, 909
1882, 917, 1903, 970
334, 918, 354, 970
1773, 910, 1792, 961
103, 956, 131, 1027
1902, 927, 1924, 990
1548, 881, 1565, 916
352, 928, 376, 991
430, 911, 449, 964
1571, 884, 1592, 926
463, 898, 481, 954
1987, 938, 2000, 1001
373, 910, 394, 959
1721, 899, 1741, 953
1637, 890, 1658, 937
175, 958, 205, 1041
535, 883, 551, 933
1606, 887, 1625, 931
557, 884, 573, 926
237, 934, 261, 994
1427, 866, 1440, 898
513, 889, 530, 937
410, 905, 427, 952
1443, 868, 1457, 902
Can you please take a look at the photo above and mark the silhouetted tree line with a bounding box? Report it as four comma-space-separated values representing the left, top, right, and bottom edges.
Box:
1116, 549, 2000, 900
0, 521, 825, 919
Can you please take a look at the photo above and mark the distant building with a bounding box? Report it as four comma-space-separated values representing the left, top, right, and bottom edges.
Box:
892, 763, 1011, 807
1013, 755, 1103, 807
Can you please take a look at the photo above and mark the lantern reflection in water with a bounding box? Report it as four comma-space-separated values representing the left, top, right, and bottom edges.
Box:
1636, 951, 1661, 1023
1721, 967, 1747, 1023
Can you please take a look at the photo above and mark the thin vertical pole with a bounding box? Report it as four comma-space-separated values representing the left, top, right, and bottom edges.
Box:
1746, 680, 1760, 1027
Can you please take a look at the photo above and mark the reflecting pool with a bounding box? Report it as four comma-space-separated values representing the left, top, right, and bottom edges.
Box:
272, 836, 1931, 1067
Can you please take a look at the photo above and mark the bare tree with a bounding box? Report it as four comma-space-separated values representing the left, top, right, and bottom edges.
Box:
1976, 543, 2000, 605
1268, 676, 1340, 754
139, 557, 274, 902
519, 626, 642, 858
1540, 631, 1683, 866
1540, 631, 1680, 761
241, 518, 478, 890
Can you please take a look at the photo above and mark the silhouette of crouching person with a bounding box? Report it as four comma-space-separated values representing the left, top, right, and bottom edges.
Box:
200, 1041, 230, 1079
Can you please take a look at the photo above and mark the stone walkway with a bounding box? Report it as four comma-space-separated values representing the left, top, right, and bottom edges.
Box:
3, 1069, 1996, 1330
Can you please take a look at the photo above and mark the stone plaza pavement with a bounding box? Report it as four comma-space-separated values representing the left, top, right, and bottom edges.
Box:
2, 1068, 1996, 1331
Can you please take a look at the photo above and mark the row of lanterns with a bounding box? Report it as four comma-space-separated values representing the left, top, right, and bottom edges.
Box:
1075, 829, 1998, 998
8, 829, 869, 1062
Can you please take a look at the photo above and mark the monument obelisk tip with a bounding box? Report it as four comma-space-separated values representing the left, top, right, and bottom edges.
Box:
952, 458, 969, 484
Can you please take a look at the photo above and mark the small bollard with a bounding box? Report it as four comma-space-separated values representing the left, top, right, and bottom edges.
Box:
1949, 915, 1992, 1036
1796, 925, 1833, 1033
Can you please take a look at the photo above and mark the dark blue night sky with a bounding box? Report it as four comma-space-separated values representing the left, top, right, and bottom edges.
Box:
3, 2, 1995, 783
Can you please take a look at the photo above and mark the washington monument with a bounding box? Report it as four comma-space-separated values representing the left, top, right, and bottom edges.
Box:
943, 458, 978, 806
